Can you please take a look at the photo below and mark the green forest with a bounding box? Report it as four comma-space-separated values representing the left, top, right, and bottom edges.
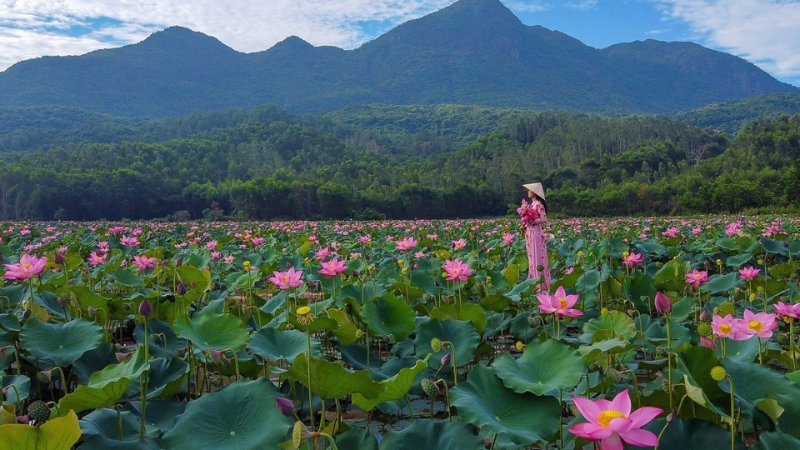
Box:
0, 99, 798, 220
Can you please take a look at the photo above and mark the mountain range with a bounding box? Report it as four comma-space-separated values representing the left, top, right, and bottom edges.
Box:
0, 0, 796, 117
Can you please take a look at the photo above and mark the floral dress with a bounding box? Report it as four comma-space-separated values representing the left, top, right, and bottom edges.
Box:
524, 200, 551, 292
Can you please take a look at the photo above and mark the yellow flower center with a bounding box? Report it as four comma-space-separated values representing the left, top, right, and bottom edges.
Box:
597, 410, 627, 429
22, 263, 30, 268
296, 306, 311, 316
559, 297, 568, 308
719, 324, 732, 335
281, 275, 288, 283
748, 320, 763, 332
694, 274, 702, 280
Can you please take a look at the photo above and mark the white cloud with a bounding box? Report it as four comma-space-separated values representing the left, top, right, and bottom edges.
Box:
0, 0, 456, 71
658, 0, 800, 81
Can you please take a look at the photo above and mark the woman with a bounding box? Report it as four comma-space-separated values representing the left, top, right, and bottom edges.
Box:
519, 182, 551, 291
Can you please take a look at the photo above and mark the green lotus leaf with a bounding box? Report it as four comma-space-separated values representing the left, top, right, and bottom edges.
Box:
761, 237, 789, 256
654, 258, 689, 292
79, 408, 160, 450
724, 358, 800, 437
360, 295, 416, 341
674, 346, 729, 417
56, 346, 149, 415
581, 310, 636, 344
413, 318, 480, 369
336, 426, 379, 450
725, 253, 752, 268
636, 240, 667, 257
111, 268, 145, 288
655, 417, 745, 449
283, 353, 383, 400
327, 308, 361, 345
174, 311, 249, 352
491, 340, 586, 395
576, 269, 602, 292
162, 379, 290, 450
429, 303, 487, 333
1, 374, 30, 404
757, 432, 800, 450
450, 365, 561, 446
20, 318, 103, 367
352, 356, 429, 410
247, 327, 320, 363
144, 357, 189, 400
701, 272, 743, 295
0, 410, 81, 450
378, 419, 484, 450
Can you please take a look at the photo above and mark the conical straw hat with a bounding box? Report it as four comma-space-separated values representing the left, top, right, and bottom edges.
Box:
522, 183, 545, 200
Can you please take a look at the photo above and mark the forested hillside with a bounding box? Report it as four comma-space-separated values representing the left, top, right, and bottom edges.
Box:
0, 103, 797, 220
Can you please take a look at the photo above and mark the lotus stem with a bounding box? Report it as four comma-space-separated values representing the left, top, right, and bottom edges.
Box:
306, 328, 315, 429
791, 320, 797, 371
666, 312, 674, 412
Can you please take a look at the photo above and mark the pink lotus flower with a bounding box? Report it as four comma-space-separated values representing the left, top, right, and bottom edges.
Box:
502, 233, 515, 245
685, 269, 708, 289
691, 227, 703, 236
732, 309, 777, 341
570, 389, 662, 450
358, 235, 372, 244
88, 252, 107, 267
315, 247, 332, 261
132, 255, 157, 272
536, 286, 582, 318
622, 252, 643, 267
725, 221, 742, 237
319, 258, 347, 278
395, 237, 417, 252
775, 301, 800, 320
662, 227, 679, 238
442, 259, 474, 282
451, 238, 466, 250
205, 240, 218, 250
120, 236, 139, 247
269, 267, 304, 290
738, 266, 760, 281
3, 254, 48, 281
712, 314, 735, 339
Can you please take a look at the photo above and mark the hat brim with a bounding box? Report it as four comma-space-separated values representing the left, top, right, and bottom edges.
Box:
522, 183, 546, 200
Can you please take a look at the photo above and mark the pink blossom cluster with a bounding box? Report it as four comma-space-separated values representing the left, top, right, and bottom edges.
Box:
712, 310, 778, 341
516, 200, 542, 227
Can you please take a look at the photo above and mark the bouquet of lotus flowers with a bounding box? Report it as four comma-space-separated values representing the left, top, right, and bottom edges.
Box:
516, 199, 542, 227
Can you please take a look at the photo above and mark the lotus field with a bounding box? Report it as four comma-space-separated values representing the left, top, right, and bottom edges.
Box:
2, 216, 800, 450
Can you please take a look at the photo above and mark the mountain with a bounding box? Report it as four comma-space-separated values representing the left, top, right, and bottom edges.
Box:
0, 0, 796, 116
673, 93, 800, 133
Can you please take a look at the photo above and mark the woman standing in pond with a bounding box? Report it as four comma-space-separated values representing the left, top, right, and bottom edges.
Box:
518, 183, 551, 292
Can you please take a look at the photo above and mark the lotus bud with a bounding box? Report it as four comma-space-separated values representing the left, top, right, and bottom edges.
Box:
115, 352, 132, 362
700, 336, 717, 350
138, 299, 152, 318
177, 282, 187, 295
440, 352, 451, 366
176, 257, 184, 266
654, 291, 672, 314
275, 397, 295, 416
37, 369, 53, 384
54, 253, 65, 265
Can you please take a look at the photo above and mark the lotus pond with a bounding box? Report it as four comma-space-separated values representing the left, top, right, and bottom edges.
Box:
1, 216, 800, 449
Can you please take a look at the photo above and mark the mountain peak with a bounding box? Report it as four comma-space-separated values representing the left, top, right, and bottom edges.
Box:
137, 26, 235, 53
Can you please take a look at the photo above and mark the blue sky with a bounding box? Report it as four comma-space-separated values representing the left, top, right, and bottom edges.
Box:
0, 0, 798, 86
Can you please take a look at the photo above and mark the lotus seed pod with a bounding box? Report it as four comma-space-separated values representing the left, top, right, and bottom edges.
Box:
697, 323, 713, 337
710, 366, 727, 381
421, 378, 440, 397
26, 400, 50, 424
430, 337, 443, 352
